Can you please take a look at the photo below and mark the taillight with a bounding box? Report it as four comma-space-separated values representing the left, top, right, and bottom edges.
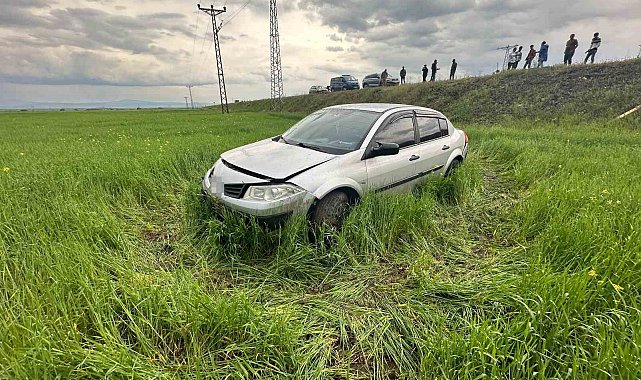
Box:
464, 131, 468, 145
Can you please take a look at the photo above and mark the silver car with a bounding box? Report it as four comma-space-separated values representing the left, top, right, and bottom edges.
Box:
202, 103, 468, 226
309, 85, 329, 94
362, 73, 400, 88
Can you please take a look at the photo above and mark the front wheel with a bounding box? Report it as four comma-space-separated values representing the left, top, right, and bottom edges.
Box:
311, 191, 350, 229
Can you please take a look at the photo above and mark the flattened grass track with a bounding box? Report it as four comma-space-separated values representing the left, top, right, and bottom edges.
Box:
0, 109, 640, 378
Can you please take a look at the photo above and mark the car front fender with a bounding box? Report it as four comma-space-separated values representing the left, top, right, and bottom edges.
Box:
312, 177, 364, 200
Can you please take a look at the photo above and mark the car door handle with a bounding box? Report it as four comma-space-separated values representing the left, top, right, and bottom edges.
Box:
442, 145, 450, 150
409, 155, 420, 161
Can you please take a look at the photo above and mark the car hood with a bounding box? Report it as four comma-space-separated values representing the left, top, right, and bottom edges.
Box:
220, 138, 336, 181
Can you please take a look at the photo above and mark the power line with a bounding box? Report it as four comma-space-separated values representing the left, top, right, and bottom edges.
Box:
198, 4, 229, 114
270, 0, 284, 111
221, 0, 251, 28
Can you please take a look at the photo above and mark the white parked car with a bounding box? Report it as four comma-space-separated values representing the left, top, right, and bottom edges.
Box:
202, 103, 468, 226
309, 85, 329, 94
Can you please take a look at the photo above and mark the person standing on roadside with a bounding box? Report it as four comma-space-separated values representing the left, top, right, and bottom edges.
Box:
564, 34, 578, 65
515, 46, 523, 68
524, 45, 537, 69
507, 47, 518, 69
380, 69, 389, 86
449, 59, 457, 80
430, 60, 439, 81
538, 41, 549, 67
422, 64, 429, 82
584, 32, 601, 64
400, 66, 406, 84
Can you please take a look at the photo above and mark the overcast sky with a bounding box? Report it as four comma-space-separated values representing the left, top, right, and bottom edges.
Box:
1, 0, 639, 105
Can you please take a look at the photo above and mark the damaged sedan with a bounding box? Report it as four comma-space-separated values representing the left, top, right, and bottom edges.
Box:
202, 103, 468, 227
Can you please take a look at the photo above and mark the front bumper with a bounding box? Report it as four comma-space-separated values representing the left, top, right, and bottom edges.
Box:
201, 165, 316, 221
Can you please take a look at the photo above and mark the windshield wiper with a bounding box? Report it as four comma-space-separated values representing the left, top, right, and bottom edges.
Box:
278, 135, 291, 144
296, 142, 325, 153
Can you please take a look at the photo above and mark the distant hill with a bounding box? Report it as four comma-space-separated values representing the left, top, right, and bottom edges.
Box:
231, 59, 641, 122
0, 99, 209, 110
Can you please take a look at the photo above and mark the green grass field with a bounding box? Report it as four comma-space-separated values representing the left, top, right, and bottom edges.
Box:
1, 109, 640, 379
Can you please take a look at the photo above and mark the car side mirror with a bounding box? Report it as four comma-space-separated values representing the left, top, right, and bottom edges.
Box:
370, 141, 400, 157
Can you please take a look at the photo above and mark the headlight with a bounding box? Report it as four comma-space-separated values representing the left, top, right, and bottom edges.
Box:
243, 183, 303, 201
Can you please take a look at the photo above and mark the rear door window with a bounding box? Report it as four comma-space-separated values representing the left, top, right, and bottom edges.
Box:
438, 119, 449, 137
416, 116, 441, 142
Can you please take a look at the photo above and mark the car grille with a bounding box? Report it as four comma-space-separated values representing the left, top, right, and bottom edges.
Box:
224, 184, 245, 199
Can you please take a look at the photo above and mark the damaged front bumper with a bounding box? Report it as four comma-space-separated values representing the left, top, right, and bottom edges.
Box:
201, 163, 317, 222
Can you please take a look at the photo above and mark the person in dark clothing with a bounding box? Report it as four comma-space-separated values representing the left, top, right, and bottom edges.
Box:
523, 45, 537, 69
422, 65, 429, 82
584, 32, 601, 64
380, 69, 389, 86
400, 66, 406, 84
449, 59, 457, 80
430, 60, 438, 81
564, 34, 578, 65
538, 41, 549, 67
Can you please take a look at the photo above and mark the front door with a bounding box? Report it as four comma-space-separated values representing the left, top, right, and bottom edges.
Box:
364, 112, 421, 193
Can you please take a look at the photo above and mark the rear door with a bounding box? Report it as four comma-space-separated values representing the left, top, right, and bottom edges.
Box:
414, 114, 453, 178
363, 112, 421, 193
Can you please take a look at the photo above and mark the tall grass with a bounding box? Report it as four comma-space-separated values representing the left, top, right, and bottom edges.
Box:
0, 110, 639, 378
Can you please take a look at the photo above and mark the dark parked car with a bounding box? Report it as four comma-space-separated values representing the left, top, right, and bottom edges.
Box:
362, 73, 400, 88
330, 75, 360, 91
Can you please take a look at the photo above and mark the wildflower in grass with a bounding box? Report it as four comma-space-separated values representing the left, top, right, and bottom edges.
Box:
19, 152, 25, 156
598, 279, 605, 285
588, 269, 597, 277
613, 283, 623, 292
602, 189, 609, 194
2, 167, 9, 173
616, 200, 621, 204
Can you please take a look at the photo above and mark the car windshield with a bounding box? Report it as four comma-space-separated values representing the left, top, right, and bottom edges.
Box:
344, 76, 357, 81
281, 109, 380, 154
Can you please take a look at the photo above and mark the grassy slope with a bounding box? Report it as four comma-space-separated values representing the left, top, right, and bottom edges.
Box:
1, 109, 640, 378
232, 59, 641, 122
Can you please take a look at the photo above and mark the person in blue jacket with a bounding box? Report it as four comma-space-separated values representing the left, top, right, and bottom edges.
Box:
538, 41, 549, 67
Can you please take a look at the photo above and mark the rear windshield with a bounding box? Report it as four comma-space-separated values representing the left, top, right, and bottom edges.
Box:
282, 109, 380, 154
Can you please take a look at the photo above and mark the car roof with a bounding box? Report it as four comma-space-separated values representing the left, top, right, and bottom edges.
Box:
325, 103, 445, 115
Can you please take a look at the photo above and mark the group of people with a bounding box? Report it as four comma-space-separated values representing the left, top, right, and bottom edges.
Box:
389, 59, 459, 85
508, 32, 602, 70
420, 59, 458, 82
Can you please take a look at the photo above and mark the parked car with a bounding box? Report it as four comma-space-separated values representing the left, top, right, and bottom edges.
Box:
329, 75, 360, 91
362, 73, 400, 88
202, 103, 468, 227
309, 85, 329, 94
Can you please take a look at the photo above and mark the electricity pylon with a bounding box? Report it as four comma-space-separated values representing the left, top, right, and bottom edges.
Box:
198, 4, 229, 113
270, 0, 284, 111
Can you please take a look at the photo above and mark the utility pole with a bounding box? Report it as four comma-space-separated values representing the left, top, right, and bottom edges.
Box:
496, 45, 518, 71
269, 0, 284, 111
198, 4, 229, 114
186, 85, 194, 109
184, 97, 189, 109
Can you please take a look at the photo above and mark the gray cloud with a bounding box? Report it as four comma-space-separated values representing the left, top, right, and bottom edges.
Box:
326, 45, 344, 52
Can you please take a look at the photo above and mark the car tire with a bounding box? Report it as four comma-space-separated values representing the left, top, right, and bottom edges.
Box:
445, 158, 462, 177
311, 191, 350, 229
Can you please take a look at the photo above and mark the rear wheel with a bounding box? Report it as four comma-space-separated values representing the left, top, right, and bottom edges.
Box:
311, 191, 350, 229
445, 158, 462, 177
